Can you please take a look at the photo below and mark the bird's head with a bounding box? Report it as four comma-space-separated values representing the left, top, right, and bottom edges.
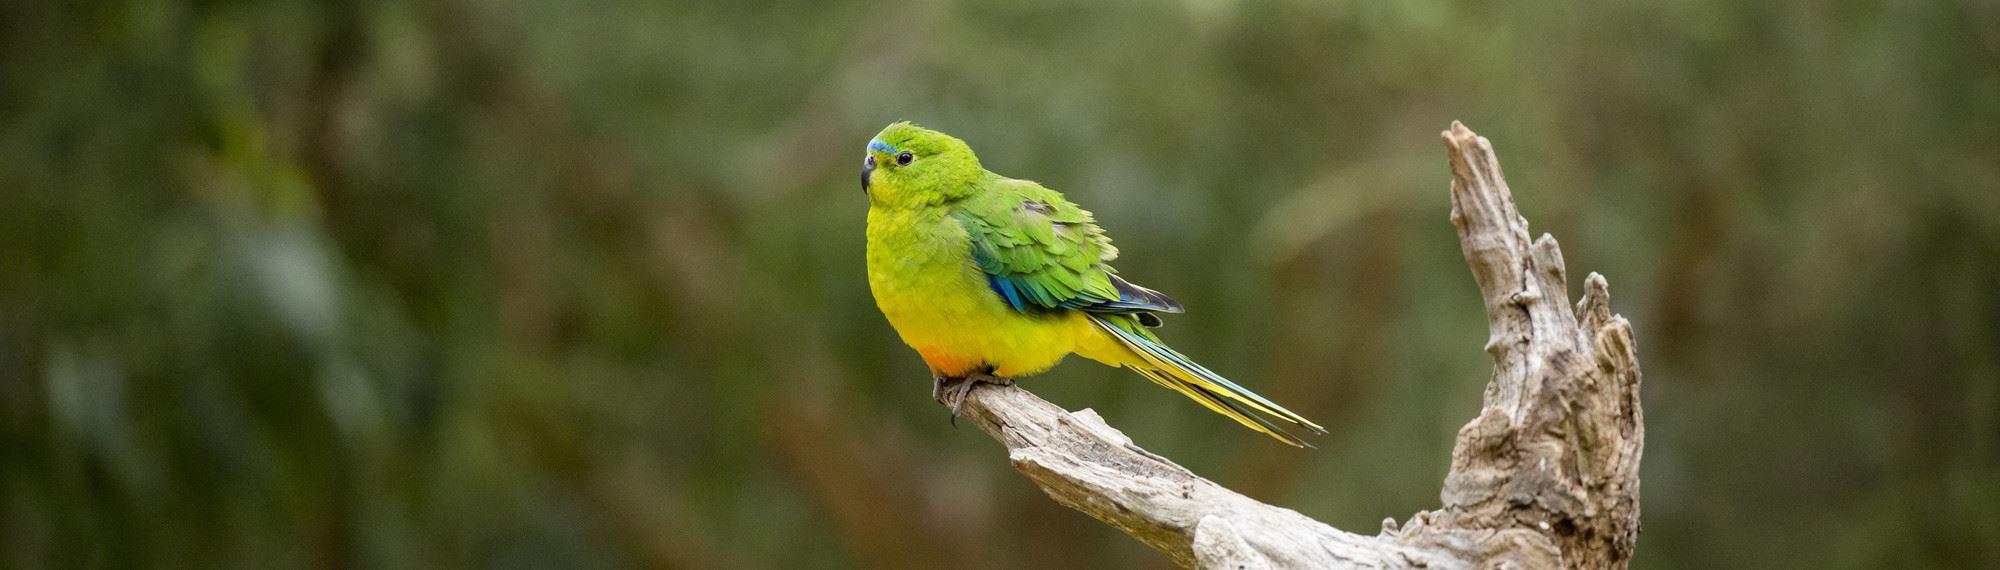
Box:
861, 122, 982, 208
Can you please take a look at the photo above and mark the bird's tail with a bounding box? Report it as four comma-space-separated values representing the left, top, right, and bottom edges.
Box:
1088, 315, 1328, 447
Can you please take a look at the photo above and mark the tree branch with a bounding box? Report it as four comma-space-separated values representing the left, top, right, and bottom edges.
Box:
948, 122, 1645, 569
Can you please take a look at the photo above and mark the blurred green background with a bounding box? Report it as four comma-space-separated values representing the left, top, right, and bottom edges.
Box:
4, 0, 1998, 568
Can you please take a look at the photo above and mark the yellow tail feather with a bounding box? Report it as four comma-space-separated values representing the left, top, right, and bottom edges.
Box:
1128, 366, 1312, 447
1087, 316, 1323, 447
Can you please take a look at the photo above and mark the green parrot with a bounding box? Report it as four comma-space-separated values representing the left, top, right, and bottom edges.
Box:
861, 122, 1325, 446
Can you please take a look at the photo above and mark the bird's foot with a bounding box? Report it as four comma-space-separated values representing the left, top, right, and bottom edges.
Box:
930, 372, 955, 405
933, 370, 1012, 426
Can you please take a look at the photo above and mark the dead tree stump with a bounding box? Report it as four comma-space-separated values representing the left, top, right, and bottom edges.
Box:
949, 121, 1645, 569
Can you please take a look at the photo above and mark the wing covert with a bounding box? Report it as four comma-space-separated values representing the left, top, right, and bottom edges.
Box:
954, 181, 1181, 318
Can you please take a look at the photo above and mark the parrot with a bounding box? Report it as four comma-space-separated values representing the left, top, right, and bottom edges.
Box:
860, 122, 1326, 447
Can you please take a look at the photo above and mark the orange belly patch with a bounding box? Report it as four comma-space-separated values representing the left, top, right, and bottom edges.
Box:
915, 346, 986, 377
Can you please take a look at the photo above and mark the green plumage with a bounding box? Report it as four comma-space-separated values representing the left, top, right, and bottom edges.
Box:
955, 178, 1120, 312
862, 122, 1326, 446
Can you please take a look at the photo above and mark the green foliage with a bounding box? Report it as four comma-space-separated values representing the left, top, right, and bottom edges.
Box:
2, 0, 1996, 567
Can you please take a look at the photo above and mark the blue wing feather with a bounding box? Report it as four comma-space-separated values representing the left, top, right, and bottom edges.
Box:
978, 267, 1181, 315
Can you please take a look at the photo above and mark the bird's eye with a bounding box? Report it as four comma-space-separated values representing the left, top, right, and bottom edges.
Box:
895, 151, 913, 166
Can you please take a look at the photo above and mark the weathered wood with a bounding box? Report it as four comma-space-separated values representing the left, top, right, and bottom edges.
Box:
948, 121, 1645, 569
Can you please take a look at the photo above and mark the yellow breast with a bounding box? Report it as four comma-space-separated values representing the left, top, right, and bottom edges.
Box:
865, 207, 1091, 378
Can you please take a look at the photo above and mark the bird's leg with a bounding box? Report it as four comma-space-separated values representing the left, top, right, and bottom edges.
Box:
935, 367, 1014, 425
967, 369, 1014, 387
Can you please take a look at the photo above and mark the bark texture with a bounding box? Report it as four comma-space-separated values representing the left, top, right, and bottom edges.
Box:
947, 121, 1645, 569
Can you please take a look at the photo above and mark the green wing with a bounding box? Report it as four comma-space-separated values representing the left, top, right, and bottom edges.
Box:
952, 176, 1180, 318
953, 175, 1327, 446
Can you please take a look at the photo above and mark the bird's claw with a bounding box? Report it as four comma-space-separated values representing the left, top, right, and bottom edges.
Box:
933, 370, 1011, 426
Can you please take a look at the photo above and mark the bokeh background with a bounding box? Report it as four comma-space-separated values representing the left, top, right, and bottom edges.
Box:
4, 0, 1998, 568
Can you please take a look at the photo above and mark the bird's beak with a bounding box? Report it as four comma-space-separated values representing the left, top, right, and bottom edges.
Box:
861, 153, 876, 194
